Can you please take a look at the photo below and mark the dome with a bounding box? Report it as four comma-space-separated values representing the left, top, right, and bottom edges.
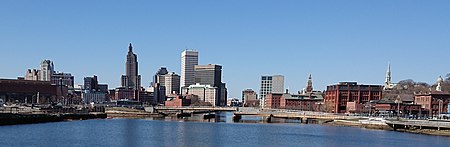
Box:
437, 76, 444, 83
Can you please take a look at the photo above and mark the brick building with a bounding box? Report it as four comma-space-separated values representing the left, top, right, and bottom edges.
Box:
264, 92, 324, 111
415, 91, 450, 117
325, 82, 382, 113
0, 78, 65, 104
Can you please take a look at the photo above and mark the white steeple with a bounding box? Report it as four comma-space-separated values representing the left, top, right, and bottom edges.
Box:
436, 76, 443, 91
384, 63, 394, 90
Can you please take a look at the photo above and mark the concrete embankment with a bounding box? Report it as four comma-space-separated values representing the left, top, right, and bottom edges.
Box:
0, 113, 107, 126
324, 120, 392, 130
324, 119, 450, 137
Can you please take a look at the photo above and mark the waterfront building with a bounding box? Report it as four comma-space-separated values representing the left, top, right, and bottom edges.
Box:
325, 82, 383, 113
415, 91, 450, 117
265, 90, 324, 111
242, 89, 259, 107
181, 50, 198, 88
260, 75, 284, 108
164, 95, 191, 107
185, 83, 219, 106
0, 78, 65, 104
121, 43, 141, 92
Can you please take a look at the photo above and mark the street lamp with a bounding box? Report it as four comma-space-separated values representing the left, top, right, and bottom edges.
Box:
395, 98, 402, 119
438, 99, 443, 119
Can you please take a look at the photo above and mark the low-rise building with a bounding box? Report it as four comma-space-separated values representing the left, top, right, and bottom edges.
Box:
415, 91, 450, 117
325, 82, 383, 113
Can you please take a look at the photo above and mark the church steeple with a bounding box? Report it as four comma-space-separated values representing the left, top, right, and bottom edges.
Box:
384, 63, 395, 90
128, 43, 133, 53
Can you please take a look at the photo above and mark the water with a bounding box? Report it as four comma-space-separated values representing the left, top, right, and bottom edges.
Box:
0, 113, 449, 147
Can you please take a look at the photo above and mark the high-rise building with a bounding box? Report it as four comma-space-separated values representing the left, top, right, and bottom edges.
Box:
153, 67, 181, 102
260, 75, 284, 107
194, 64, 222, 87
164, 72, 180, 96
121, 43, 141, 91
181, 50, 198, 88
193, 64, 227, 106
40, 60, 54, 81
84, 75, 99, 91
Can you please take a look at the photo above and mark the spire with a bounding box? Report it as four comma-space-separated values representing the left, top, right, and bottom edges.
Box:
384, 63, 394, 90
128, 43, 133, 53
306, 74, 313, 93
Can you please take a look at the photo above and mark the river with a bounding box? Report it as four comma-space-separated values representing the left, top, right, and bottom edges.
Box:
0, 112, 449, 147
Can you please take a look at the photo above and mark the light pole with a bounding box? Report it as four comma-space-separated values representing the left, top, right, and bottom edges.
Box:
438, 99, 443, 119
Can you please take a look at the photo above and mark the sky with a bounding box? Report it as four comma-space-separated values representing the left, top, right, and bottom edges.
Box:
1, 1, 449, 98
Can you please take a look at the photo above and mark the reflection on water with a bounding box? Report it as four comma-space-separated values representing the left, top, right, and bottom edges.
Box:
0, 112, 449, 147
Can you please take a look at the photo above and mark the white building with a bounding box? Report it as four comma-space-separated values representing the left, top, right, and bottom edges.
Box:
260, 75, 284, 107
186, 83, 218, 106
181, 50, 198, 88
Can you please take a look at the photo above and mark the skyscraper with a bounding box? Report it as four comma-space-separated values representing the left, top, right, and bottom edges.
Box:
194, 64, 226, 106
260, 75, 284, 107
121, 43, 141, 91
154, 67, 181, 96
194, 64, 222, 87
40, 60, 54, 81
181, 50, 198, 88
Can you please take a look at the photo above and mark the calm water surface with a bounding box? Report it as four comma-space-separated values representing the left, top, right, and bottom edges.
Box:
0, 113, 449, 147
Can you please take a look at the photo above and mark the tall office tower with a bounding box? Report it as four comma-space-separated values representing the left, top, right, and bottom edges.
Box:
121, 43, 141, 91
260, 75, 284, 107
40, 60, 54, 81
194, 64, 222, 87
181, 50, 198, 88
194, 64, 226, 106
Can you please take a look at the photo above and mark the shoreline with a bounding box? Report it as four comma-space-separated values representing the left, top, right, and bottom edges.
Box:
323, 120, 450, 137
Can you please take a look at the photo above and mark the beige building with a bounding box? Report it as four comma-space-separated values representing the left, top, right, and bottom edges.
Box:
186, 83, 218, 106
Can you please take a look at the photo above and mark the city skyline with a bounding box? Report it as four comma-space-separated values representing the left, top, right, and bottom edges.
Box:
1, 1, 450, 98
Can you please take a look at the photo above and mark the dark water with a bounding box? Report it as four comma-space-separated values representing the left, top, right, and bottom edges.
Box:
0, 114, 449, 147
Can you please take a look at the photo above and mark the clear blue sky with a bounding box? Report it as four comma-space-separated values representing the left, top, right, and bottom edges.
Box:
1, 1, 449, 98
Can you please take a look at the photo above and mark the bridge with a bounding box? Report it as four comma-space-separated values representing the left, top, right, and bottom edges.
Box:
150, 107, 238, 112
